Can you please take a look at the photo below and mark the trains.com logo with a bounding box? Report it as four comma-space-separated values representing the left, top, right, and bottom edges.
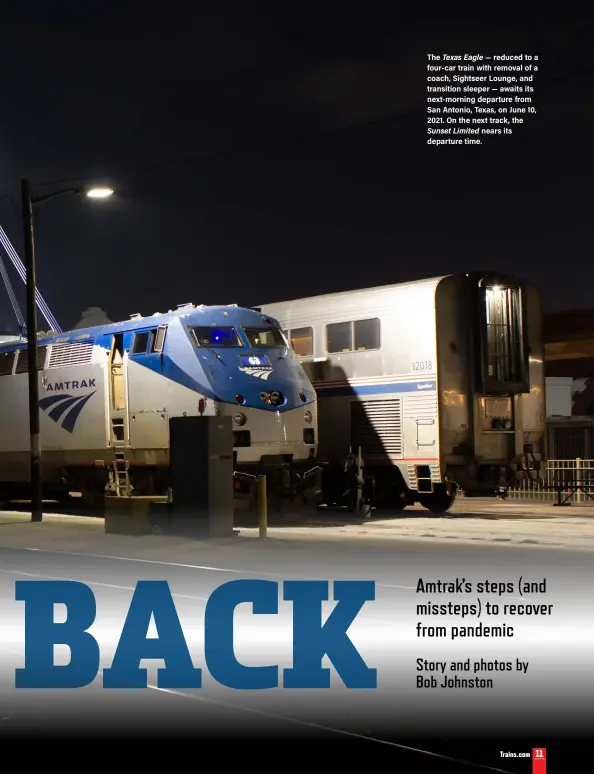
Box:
39, 392, 96, 433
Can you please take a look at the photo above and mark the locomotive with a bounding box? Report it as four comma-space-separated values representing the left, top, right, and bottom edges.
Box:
0, 303, 318, 504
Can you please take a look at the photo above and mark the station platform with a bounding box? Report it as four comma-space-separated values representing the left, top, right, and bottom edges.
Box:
2, 497, 594, 555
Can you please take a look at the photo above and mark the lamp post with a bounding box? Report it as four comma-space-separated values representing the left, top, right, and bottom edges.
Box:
21, 179, 113, 522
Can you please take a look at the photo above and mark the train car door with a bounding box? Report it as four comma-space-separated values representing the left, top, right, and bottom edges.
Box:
126, 325, 169, 450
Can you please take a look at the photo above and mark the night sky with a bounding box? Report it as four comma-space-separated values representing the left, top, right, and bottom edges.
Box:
0, 7, 592, 332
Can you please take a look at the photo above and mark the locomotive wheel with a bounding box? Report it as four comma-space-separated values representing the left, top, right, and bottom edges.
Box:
418, 485, 457, 515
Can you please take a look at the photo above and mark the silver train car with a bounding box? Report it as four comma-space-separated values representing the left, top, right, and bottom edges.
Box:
259, 272, 546, 513
0, 303, 318, 504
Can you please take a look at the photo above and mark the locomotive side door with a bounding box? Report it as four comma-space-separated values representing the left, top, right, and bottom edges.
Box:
108, 333, 128, 446
126, 325, 169, 450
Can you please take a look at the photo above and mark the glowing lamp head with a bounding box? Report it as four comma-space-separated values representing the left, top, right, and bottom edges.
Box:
86, 187, 114, 199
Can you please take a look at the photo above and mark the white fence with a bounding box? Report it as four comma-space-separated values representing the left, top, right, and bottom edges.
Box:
506, 458, 594, 504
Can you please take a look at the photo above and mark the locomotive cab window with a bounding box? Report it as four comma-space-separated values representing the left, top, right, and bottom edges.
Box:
354, 318, 380, 351
154, 325, 167, 353
131, 331, 150, 354
287, 327, 313, 358
243, 327, 285, 348
326, 322, 352, 353
189, 326, 242, 348
481, 284, 529, 392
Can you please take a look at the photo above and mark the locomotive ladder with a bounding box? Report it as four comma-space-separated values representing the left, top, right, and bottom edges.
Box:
113, 453, 131, 497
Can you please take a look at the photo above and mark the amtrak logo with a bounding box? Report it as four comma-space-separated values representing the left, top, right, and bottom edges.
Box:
39, 392, 96, 433
238, 367, 272, 380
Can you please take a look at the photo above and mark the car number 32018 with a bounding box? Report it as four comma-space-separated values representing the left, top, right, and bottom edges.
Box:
412, 360, 433, 371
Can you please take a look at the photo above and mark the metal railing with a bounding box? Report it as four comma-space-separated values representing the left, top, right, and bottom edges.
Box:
547, 418, 594, 460
507, 458, 594, 504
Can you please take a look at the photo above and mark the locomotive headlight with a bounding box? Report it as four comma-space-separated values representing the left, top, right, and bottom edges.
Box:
304, 410, 312, 424
234, 413, 247, 426
270, 390, 284, 406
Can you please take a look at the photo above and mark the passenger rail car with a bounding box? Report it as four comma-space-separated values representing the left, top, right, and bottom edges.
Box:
259, 272, 546, 512
0, 304, 318, 502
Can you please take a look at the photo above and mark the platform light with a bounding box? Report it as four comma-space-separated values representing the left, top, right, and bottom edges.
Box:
234, 413, 247, 426
86, 187, 114, 199
304, 410, 312, 424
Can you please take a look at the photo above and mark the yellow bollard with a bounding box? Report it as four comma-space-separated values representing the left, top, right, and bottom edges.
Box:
257, 474, 268, 538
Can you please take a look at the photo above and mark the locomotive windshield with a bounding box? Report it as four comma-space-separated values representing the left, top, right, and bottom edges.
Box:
189, 326, 242, 348
243, 327, 286, 349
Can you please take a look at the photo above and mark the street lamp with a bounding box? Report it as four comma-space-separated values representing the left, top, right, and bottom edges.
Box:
21, 178, 114, 522
86, 187, 114, 199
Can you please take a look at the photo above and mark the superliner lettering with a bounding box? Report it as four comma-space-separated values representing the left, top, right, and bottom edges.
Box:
45, 379, 96, 391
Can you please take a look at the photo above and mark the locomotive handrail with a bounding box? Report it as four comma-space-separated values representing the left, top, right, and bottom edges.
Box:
233, 471, 258, 481
302, 465, 322, 480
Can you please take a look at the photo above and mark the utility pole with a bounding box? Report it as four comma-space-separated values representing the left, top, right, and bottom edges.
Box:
21, 178, 42, 522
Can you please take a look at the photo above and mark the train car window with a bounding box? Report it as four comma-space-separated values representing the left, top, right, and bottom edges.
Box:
289, 327, 314, 357
189, 326, 242, 348
131, 332, 150, 354
326, 322, 353, 353
0, 350, 15, 376
354, 318, 380, 351
243, 327, 285, 348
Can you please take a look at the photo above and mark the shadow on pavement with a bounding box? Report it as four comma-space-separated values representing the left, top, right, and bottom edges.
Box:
1, 497, 586, 533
